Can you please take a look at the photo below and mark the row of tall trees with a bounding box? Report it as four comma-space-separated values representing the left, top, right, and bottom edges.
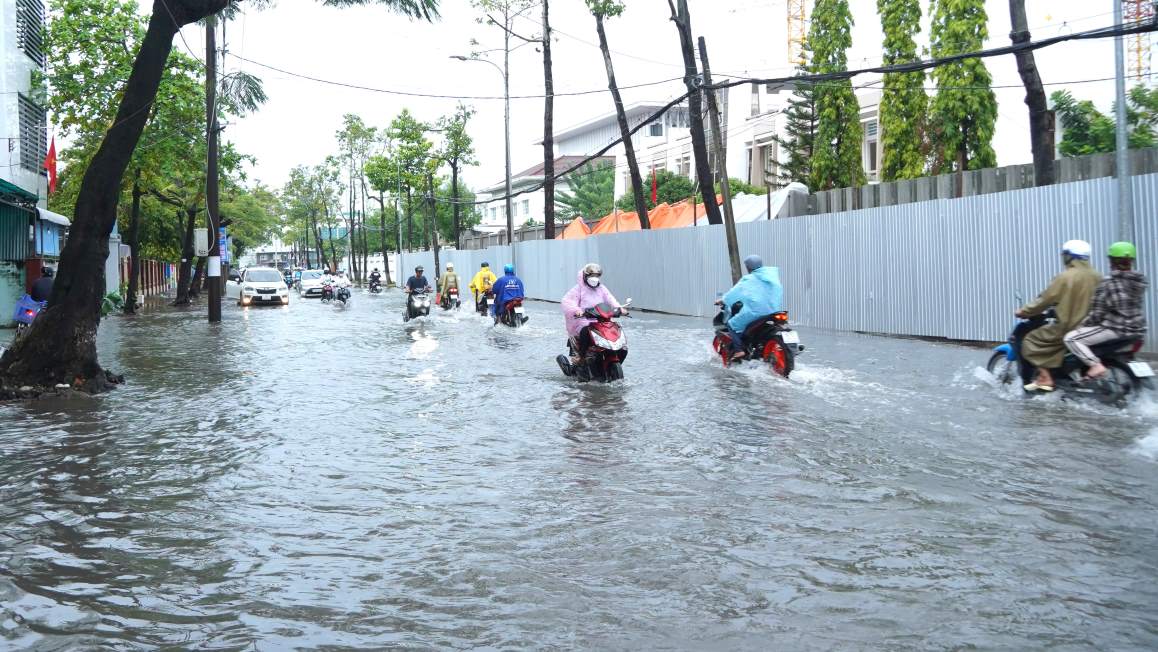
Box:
776, 0, 999, 190
282, 106, 482, 285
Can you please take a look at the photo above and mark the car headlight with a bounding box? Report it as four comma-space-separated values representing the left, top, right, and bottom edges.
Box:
243, 286, 255, 293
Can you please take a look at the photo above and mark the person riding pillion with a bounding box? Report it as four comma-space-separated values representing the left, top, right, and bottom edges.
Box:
561, 263, 625, 363
491, 264, 525, 319
469, 262, 498, 307
719, 255, 784, 359
1016, 239, 1102, 391
1063, 241, 1148, 380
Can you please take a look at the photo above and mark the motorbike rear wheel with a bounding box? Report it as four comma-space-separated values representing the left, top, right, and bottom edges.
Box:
986, 352, 1019, 386
762, 338, 795, 378
607, 362, 624, 381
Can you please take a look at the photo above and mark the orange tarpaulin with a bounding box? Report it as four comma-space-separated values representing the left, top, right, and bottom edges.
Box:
559, 217, 591, 240
590, 210, 640, 234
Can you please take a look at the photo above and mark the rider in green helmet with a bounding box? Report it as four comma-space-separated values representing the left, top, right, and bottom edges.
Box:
1064, 241, 1149, 379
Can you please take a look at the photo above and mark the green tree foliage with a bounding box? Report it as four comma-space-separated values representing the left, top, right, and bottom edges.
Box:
555, 163, 614, 219
928, 0, 997, 172
321, 0, 439, 19
772, 70, 818, 188
715, 178, 768, 196
1051, 86, 1158, 156
437, 103, 478, 244
878, 0, 927, 180
614, 169, 695, 211
432, 180, 482, 242
808, 0, 864, 191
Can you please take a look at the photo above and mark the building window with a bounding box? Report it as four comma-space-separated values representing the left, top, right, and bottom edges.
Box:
667, 108, 690, 129
862, 117, 880, 182
490, 207, 498, 221
676, 154, 692, 178
750, 82, 761, 117
521, 199, 530, 216
17, 0, 46, 67
648, 122, 664, 138
18, 95, 47, 174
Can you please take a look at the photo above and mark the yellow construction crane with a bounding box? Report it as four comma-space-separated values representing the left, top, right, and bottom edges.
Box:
1125, 0, 1155, 82
787, 0, 809, 68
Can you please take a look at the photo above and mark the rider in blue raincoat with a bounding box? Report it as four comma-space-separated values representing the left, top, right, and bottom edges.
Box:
491, 264, 526, 318
721, 255, 784, 357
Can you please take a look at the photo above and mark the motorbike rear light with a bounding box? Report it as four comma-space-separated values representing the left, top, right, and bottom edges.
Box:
1132, 340, 1144, 353
773, 312, 789, 322
24, 309, 34, 317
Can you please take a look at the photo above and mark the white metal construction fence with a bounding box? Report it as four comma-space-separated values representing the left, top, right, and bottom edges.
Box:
403, 173, 1158, 352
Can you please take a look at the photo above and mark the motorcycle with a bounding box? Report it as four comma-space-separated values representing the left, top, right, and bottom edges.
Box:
496, 297, 528, 327
440, 287, 461, 311
368, 278, 383, 294
475, 289, 495, 316
405, 289, 432, 321
12, 295, 46, 342
556, 300, 632, 382
711, 303, 803, 378
335, 285, 352, 308
987, 310, 1154, 406
320, 281, 335, 303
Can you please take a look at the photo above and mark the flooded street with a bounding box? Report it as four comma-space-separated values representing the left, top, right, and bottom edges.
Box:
2, 290, 1157, 650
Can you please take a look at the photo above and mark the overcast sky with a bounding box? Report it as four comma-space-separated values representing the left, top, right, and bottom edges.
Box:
187, 0, 1127, 192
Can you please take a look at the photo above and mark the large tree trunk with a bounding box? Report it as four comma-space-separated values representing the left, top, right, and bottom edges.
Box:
173, 208, 197, 306
1009, 0, 1055, 186
0, 0, 232, 392
378, 189, 392, 285
596, 12, 650, 228
124, 171, 143, 315
190, 256, 206, 297
669, 0, 721, 225
542, 0, 557, 238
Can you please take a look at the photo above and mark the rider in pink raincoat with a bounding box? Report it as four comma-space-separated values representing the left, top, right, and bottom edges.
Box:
561, 263, 625, 360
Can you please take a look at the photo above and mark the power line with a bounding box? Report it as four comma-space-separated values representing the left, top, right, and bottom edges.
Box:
229, 54, 683, 101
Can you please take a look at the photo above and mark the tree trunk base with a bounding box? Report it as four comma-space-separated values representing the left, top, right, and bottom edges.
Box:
0, 368, 123, 401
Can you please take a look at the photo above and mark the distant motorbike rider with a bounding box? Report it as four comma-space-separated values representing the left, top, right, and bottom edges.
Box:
491, 264, 525, 321
30, 267, 54, 303
561, 263, 625, 364
405, 266, 431, 295
1017, 239, 1102, 391
718, 255, 784, 360
439, 262, 460, 297
369, 268, 382, 287
1063, 241, 1148, 380
469, 261, 498, 310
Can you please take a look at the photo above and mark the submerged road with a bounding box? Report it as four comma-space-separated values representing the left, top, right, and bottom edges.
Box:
1, 290, 1156, 650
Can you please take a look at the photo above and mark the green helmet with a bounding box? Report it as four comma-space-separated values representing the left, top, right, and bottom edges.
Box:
1108, 241, 1137, 259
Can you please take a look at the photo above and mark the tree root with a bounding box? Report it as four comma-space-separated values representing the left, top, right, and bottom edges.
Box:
0, 369, 124, 401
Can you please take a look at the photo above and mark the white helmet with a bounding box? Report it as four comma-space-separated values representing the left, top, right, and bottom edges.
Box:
1062, 239, 1092, 259
447, 262, 455, 270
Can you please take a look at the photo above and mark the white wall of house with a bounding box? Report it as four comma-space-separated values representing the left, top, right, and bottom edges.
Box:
478, 180, 545, 232
0, 0, 48, 204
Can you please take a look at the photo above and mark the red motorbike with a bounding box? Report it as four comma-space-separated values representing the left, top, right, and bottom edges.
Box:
557, 300, 632, 382
497, 297, 528, 327
712, 305, 803, 377
440, 287, 461, 311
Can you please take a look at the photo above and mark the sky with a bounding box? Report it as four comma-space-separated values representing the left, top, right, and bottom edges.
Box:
179, 0, 1132, 193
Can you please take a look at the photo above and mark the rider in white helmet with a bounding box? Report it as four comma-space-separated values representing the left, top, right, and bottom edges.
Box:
1015, 239, 1102, 391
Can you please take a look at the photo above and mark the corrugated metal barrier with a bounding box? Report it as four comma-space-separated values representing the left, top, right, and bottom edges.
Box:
404, 173, 1158, 352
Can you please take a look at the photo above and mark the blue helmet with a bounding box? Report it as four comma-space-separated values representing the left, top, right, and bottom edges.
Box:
504, 264, 514, 274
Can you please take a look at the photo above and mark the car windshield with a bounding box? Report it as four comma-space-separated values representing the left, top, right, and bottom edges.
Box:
301, 271, 322, 280
245, 270, 283, 283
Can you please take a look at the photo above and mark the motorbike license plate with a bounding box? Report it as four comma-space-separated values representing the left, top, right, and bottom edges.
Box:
514, 306, 525, 315
487, 300, 493, 307
1128, 361, 1155, 378
780, 331, 800, 345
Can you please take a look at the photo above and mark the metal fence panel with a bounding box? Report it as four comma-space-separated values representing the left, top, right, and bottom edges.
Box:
402, 174, 1157, 351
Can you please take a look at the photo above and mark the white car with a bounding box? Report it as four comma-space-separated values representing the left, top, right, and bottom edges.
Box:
226, 267, 289, 307
297, 270, 326, 298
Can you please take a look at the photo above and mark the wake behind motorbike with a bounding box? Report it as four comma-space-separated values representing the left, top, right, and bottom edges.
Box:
368, 278, 383, 294
556, 299, 632, 382
987, 310, 1154, 406
712, 303, 803, 378
496, 298, 528, 327
440, 287, 461, 311
405, 289, 432, 321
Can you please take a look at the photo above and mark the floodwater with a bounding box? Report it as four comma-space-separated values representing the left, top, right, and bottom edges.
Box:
1, 290, 1156, 650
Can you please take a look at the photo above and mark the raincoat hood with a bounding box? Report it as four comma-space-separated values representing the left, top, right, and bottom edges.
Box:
561, 266, 621, 337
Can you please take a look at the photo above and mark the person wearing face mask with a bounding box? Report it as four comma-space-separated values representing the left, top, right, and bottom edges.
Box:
560, 263, 626, 364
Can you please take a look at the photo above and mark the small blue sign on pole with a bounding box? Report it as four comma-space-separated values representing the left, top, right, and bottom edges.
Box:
218, 227, 230, 263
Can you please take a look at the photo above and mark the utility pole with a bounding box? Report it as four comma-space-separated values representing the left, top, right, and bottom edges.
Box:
503, 5, 515, 244
1113, 0, 1135, 241
205, 14, 222, 323
698, 37, 742, 283
428, 172, 441, 282
669, 0, 722, 225
541, 0, 556, 240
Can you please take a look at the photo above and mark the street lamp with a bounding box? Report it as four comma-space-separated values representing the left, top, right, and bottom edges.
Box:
451, 54, 513, 244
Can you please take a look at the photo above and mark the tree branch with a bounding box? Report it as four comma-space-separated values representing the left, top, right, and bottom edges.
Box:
485, 12, 537, 43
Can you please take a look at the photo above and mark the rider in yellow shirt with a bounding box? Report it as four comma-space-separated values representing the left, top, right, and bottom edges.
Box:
469, 262, 498, 313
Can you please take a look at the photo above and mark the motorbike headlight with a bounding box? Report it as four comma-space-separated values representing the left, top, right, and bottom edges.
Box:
590, 331, 614, 349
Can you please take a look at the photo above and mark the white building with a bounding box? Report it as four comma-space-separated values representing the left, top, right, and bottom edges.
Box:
477, 155, 614, 232
1, 0, 48, 203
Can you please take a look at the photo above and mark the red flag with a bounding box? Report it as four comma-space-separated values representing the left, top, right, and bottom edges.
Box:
650, 169, 658, 205
44, 137, 57, 195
